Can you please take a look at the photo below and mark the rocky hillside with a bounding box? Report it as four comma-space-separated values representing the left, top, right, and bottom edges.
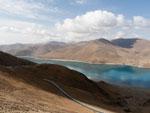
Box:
0, 51, 94, 113
112, 38, 150, 67
0, 51, 35, 66
40, 38, 150, 68
0, 67, 94, 113
0, 51, 150, 113
41, 39, 128, 63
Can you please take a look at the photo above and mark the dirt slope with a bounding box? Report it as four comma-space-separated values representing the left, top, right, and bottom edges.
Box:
0, 51, 150, 113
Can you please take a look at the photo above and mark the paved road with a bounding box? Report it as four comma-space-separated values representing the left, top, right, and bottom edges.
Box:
44, 79, 103, 113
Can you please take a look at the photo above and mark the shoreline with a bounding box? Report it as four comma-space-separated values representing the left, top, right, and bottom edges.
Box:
19, 55, 150, 90
18, 56, 150, 69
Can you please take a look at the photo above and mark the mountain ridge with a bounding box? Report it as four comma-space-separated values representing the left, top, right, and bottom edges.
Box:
0, 38, 150, 68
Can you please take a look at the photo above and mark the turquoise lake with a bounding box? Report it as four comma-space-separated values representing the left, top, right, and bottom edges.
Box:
22, 57, 150, 89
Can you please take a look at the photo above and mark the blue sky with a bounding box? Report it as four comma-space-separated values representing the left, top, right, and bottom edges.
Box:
0, 0, 150, 44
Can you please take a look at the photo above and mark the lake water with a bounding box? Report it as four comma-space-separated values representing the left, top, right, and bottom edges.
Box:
22, 57, 150, 89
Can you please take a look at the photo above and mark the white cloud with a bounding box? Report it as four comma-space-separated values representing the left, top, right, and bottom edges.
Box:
114, 31, 126, 39
52, 10, 150, 42
0, 9, 150, 44
133, 16, 150, 27
55, 10, 126, 41
74, 0, 87, 4
0, 19, 54, 44
0, 0, 60, 20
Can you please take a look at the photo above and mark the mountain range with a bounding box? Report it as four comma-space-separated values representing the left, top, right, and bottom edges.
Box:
0, 38, 150, 68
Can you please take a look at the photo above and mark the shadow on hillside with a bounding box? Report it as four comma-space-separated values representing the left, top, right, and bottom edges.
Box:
112, 38, 139, 48
1, 64, 148, 113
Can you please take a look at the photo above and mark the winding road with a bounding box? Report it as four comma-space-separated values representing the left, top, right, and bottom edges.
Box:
43, 79, 104, 113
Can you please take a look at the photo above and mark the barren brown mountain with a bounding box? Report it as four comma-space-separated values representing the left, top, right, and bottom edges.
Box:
41, 38, 150, 68
112, 38, 150, 67
0, 51, 150, 113
0, 51, 95, 113
41, 38, 127, 63
0, 41, 66, 56
0, 38, 150, 68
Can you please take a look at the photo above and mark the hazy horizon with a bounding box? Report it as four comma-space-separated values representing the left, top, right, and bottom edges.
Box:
0, 37, 149, 45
